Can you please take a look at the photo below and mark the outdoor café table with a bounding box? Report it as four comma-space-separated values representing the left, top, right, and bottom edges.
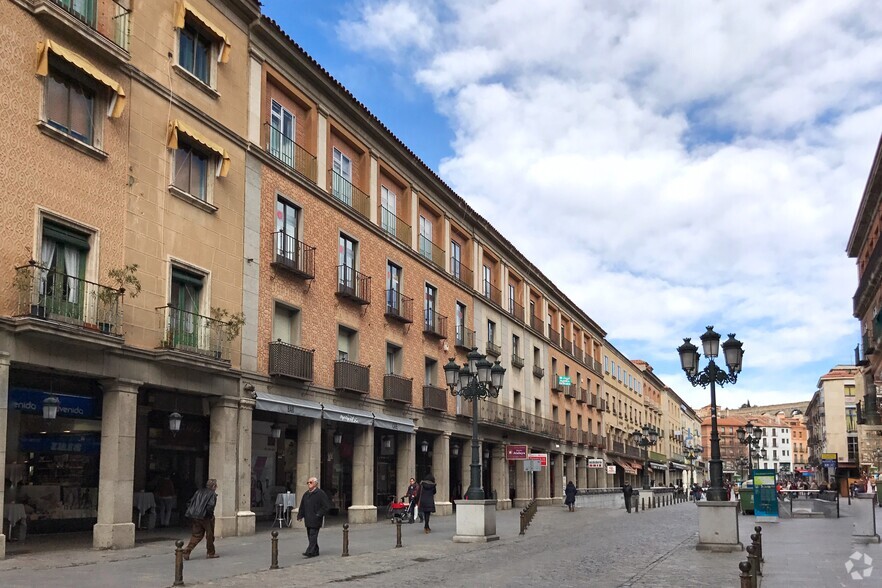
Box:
274, 492, 296, 528
3, 503, 27, 540
133, 491, 156, 529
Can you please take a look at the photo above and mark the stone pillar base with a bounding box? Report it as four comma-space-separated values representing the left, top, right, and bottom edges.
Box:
535, 497, 552, 506
93, 522, 135, 550
452, 499, 499, 543
495, 498, 512, 511
853, 494, 880, 543
550, 497, 563, 506
215, 515, 238, 538
237, 511, 256, 536
0, 533, 5, 559
696, 501, 742, 552
347, 505, 378, 524
435, 501, 453, 516
289, 509, 305, 530
512, 498, 532, 509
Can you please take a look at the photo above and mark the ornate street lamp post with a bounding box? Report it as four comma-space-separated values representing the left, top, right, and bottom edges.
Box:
444, 348, 505, 500
685, 445, 702, 491
677, 326, 744, 501
631, 424, 660, 490
736, 420, 764, 474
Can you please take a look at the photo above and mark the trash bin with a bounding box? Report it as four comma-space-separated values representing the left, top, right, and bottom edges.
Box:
739, 480, 754, 515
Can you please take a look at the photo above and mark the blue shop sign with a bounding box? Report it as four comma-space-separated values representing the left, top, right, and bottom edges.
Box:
20, 433, 101, 454
9, 387, 98, 419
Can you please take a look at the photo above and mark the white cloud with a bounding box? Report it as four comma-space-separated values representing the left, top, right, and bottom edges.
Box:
336, 0, 882, 406
336, 1, 437, 58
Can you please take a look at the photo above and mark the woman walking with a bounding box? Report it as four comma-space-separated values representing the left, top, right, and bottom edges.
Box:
419, 473, 436, 533
564, 480, 577, 512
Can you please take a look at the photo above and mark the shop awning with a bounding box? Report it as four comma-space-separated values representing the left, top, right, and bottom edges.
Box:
254, 391, 321, 420
36, 39, 126, 117
373, 412, 414, 433
321, 403, 374, 426
670, 462, 690, 470
174, 1, 231, 62
613, 458, 638, 475
650, 461, 667, 471
166, 119, 231, 177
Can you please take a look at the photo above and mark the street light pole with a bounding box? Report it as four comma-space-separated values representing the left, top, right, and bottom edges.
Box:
677, 326, 744, 502
631, 424, 660, 490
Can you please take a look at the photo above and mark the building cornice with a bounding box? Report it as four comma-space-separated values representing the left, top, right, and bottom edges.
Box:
847, 133, 882, 258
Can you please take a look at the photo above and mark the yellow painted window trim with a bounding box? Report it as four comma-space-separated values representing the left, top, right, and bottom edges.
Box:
167, 119, 231, 178
35, 39, 126, 118
174, 1, 232, 63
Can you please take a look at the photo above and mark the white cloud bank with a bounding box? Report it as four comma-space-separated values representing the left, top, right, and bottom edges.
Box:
338, 0, 882, 407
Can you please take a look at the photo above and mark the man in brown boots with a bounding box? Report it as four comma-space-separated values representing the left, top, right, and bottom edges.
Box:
182, 479, 219, 560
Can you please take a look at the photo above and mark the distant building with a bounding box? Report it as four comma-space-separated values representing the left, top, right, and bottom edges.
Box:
805, 365, 861, 488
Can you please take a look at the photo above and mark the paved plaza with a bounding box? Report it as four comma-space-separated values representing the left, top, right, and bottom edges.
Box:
1, 500, 881, 587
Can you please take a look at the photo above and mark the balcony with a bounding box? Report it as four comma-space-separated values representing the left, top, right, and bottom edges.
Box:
268, 340, 314, 382
562, 337, 573, 355
422, 385, 448, 412
455, 325, 475, 350
564, 385, 576, 400
40, 0, 131, 53
649, 450, 666, 462
334, 359, 370, 395
450, 257, 473, 290
271, 232, 316, 279
529, 313, 543, 334
384, 290, 413, 324
329, 170, 370, 219
587, 393, 597, 407
508, 299, 525, 323
532, 365, 545, 379
585, 355, 602, 374
477, 401, 562, 439
336, 265, 371, 305
380, 207, 412, 247
485, 340, 501, 357
14, 262, 123, 336
511, 352, 524, 369
265, 124, 318, 182
551, 374, 563, 394
598, 398, 607, 412
423, 309, 448, 339
578, 430, 588, 446
157, 305, 228, 361
573, 344, 584, 362
383, 374, 413, 404
419, 235, 445, 271
548, 326, 561, 347
482, 280, 502, 306
578, 387, 588, 404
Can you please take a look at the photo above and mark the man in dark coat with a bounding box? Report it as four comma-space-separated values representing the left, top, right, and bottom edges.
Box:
564, 481, 577, 512
183, 479, 219, 560
419, 473, 436, 533
622, 482, 634, 513
297, 476, 331, 557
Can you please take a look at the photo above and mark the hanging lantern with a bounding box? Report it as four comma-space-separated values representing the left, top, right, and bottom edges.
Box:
270, 423, 283, 439
168, 412, 183, 433
451, 443, 460, 457
42, 395, 60, 420
421, 439, 429, 453
382, 435, 393, 450
333, 430, 343, 445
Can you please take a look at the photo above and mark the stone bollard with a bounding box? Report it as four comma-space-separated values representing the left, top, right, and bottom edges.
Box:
173, 540, 184, 587
641, 497, 645, 511
342, 523, 350, 557
739, 560, 753, 588
754, 525, 764, 563
395, 518, 402, 548
270, 531, 279, 570
746, 544, 759, 587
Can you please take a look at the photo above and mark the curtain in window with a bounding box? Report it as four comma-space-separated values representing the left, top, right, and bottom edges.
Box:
63, 246, 81, 303
40, 239, 56, 295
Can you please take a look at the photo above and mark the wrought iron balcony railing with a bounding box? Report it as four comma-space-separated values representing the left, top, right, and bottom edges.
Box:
564, 385, 576, 399
336, 265, 371, 305
268, 340, 314, 381
49, 0, 131, 51
562, 337, 573, 355
455, 325, 475, 350
423, 309, 448, 338
573, 344, 584, 362
380, 206, 412, 246
422, 385, 447, 411
578, 387, 588, 404
334, 359, 370, 395
157, 305, 229, 361
532, 365, 544, 379
14, 262, 123, 335
485, 340, 501, 357
329, 170, 370, 219
529, 313, 543, 333
383, 373, 413, 404
477, 401, 562, 439
450, 257, 473, 289
508, 299, 524, 323
482, 280, 502, 306
419, 235, 445, 271
384, 290, 413, 323
551, 373, 563, 393
266, 124, 317, 182
511, 352, 524, 368
548, 326, 561, 347
271, 232, 316, 279
588, 393, 597, 407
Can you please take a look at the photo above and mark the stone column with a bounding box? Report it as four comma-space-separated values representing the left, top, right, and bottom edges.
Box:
208, 397, 239, 538
443, 216, 451, 273
491, 445, 510, 510
396, 431, 415, 497
236, 397, 256, 535
536, 457, 551, 505
565, 454, 576, 487
94, 379, 140, 550
576, 457, 588, 488
410, 186, 419, 251
0, 353, 9, 559
513, 456, 530, 508
433, 433, 452, 515
369, 153, 379, 224
349, 425, 377, 523
550, 454, 563, 505
316, 107, 328, 190
292, 417, 322, 528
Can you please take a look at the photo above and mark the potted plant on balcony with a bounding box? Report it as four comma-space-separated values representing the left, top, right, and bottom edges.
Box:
13, 260, 45, 318
96, 264, 141, 334
209, 306, 246, 359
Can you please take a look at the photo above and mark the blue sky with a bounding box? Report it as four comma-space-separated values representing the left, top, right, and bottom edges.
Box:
261, 1, 882, 411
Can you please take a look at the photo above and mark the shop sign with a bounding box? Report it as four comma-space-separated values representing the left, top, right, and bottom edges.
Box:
587, 458, 604, 469
20, 433, 101, 454
527, 453, 548, 467
523, 459, 541, 472
557, 375, 572, 386
606, 465, 617, 474
821, 452, 838, 469
10, 388, 97, 419
506, 444, 528, 460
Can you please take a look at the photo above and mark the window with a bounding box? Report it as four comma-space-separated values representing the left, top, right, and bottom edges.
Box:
337, 325, 358, 361
39, 220, 90, 315
451, 240, 462, 279
604, 356, 609, 373
512, 334, 520, 356
173, 139, 210, 200
419, 216, 433, 259
381, 186, 397, 236
332, 148, 353, 204
508, 284, 516, 313
425, 357, 437, 386
551, 357, 558, 376
846, 407, 857, 432
483, 265, 491, 297
386, 343, 402, 375
513, 391, 522, 411
275, 197, 300, 260
488, 319, 496, 344
338, 234, 357, 289
272, 303, 300, 344
425, 283, 437, 330
170, 266, 204, 348
178, 21, 212, 84
529, 300, 536, 320
455, 302, 467, 344
533, 346, 541, 366
46, 65, 96, 145
386, 261, 402, 313
269, 100, 295, 167
535, 399, 542, 417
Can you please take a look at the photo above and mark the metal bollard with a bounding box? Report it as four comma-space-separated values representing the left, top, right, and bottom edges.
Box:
739, 560, 753, 588
173, 540, 184, 587
754, 525, 764, 563
746, 545, 759, 587
270, 531, 279, 570
641, 497, 645, 511
395, 518, 402, 548
519, 509, 525, 535
342, 523, 350, 557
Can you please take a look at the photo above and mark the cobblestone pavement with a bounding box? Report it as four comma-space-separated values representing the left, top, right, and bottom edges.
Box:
1, 500, 880, 587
